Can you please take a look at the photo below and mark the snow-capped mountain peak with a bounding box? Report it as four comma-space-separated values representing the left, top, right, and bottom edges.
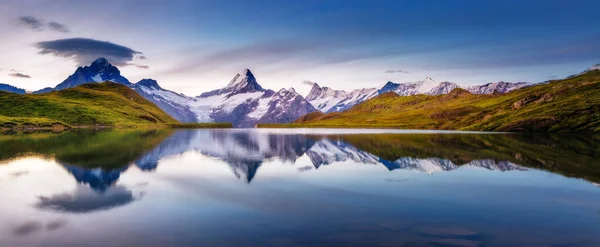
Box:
415, 76, 438, 94
222, 69, 264, 94
136, 79, 162, 90
34, 57, 130, 93
91, 57, 109, 66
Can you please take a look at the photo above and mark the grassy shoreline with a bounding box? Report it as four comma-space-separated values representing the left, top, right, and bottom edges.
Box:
0, 118, 233, 133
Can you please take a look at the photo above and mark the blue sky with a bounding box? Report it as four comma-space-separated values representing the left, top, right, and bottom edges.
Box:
0, 0, 598, 95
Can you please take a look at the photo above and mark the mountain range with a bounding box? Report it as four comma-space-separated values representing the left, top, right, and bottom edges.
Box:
307, 77, 531, 113
0, 57, 563, 127
281, 68, 600, 132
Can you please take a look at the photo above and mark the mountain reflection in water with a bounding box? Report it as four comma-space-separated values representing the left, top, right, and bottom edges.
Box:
1, 129, 600, 247
0, 129, 599, 188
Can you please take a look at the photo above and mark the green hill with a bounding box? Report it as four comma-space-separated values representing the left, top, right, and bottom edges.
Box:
264, 70, 600, 132
0, 82, 179, 129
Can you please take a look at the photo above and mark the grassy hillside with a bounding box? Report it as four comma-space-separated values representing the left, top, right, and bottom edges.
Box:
0, 82, 179, 129
263, 70, 600, 132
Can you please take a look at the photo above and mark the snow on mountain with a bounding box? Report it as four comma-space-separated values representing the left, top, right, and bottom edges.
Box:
34, 57, 130, 94
305, 83, 378, 113
0, 83, 26, 94
190, 69, 316, 127
305, 83, 349, 112
27, 58, 315, 127
132, 79, 198, 123
377, 81, 420, 96
415, 76, 439, 94
467, 81, 530, 94
313, 77, 532, 112
428, 81, 461, 95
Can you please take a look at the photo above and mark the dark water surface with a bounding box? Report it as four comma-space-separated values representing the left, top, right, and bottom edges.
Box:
1, 129, 600, 247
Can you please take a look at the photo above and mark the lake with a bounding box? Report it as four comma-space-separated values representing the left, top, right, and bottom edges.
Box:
1, 129, 599, 247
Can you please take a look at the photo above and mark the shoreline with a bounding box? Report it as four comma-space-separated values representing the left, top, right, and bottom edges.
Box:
0, 122, 233, 133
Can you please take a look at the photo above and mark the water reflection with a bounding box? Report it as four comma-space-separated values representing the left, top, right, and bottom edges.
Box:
36, 185, 138, 213
1, 130, 599, 187
1, 129, 600, 247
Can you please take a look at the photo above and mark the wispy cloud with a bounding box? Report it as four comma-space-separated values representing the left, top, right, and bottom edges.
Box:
47, 21, 69, 33
385, 69, 410, 74
134, 64, 149, 69
17, 16, 44, 31
9, 70, 32, 78
17, 16, 69, 32
302, 80, 316, 86
35, 38, 144, 67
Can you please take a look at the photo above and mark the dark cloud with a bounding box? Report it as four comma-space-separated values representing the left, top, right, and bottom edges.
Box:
46, 219, 68, 231
9, 72, 32, 79
13, 221, 42, 236
385, 69, 410, 74
138, 55, 147, 60
17, 16, 44, 31
17, 16, 69, 33
35, 38, 143, 67
47, 21, 69, 33
35, 186, 139, 213
135, 64, 150, 69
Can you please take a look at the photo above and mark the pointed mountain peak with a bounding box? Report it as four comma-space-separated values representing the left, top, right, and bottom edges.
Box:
222, 68, 263, 94
378, 81, 400, 94
384, 81, 398, 87
137, 79, 162, 89
242, 68, 254, 77
306, 82, 325, 100
91, 57, 109, 66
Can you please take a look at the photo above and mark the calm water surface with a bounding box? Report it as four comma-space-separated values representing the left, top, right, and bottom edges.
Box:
1, 129, 600, 247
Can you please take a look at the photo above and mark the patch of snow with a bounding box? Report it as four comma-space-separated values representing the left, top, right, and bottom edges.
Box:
247, 96, 272, 119
91, 74, 103, 82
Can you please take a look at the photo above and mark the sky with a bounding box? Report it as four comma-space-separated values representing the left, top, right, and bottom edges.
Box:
0, 0, 599, 95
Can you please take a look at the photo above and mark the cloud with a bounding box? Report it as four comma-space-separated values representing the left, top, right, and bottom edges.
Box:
302, 80, 316, 86
35, 38, 143, 67
138, 55, 147, 60
135, 64, 150, 69
46, 219, 68, 231
17, 16, 69, 32
13, 221, 41, 236
385, 69, 410, 74
9, 72, 32, 78
11, 219, 68, 236
17, 16, 44, 31
47, 21, 69, 33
